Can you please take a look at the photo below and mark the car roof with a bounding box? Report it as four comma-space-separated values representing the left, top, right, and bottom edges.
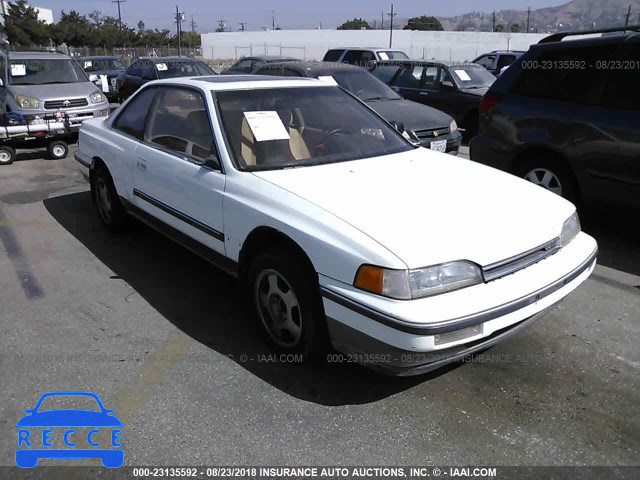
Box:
487, 50, 525, 54
7, 51, 71, 60
147, 75, 333, 91
135, 56, 197, 62
372, 59, 484, 68
255, 60, 362, 76
240, 55, 298, 61
533, 31, 639, 49
328, 47, 401, 51
77, 55, 120, 60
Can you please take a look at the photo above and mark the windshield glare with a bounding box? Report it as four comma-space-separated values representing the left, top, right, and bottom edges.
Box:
216, 87, 412, 171
81, 58, 125, 72
331, 71, 400, 101
157, 61, 213, 79
9, 59, 87, 85
449, 66, 495, 89
381, 51, 409, 60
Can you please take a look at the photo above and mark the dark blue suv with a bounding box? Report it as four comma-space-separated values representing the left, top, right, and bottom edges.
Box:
470, 27, 639, 209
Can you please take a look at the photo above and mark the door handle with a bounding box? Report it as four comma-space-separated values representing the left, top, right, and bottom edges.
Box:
136, 161, 147, 171
419, 91, 429, 96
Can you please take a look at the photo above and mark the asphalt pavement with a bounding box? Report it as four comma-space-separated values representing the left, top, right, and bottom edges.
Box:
0, 147, 638, 472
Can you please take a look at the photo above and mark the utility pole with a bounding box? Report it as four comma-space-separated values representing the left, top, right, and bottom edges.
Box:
387, 4, 396, 48
175, 5, 184, 56
272, 10, 275, 30
113, 0, 126, 31
381, 12, 384, 30
526, 7, 531, 33
190, 15, 197, 33
238, 22, 246, 32
492, 11, 496, 32
217, 19, 227, 32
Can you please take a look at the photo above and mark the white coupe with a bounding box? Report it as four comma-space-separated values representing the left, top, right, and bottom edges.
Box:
75, 75, 598, 376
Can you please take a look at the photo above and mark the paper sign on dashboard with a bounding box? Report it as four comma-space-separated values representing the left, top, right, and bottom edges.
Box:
11, 64, 26, 76
317, 76, 338, 86
156, 63, 168, 71
244, 111, 290, 142
454, 70, 472, 81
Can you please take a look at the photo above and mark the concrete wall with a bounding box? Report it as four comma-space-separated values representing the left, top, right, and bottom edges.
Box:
201, 30, 548, 62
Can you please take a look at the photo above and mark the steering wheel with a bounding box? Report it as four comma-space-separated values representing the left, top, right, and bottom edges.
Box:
317, 128, 345, 151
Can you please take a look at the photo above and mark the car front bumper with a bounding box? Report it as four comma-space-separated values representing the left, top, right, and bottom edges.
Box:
320, 232, 598, 376
420, 130, 462, 156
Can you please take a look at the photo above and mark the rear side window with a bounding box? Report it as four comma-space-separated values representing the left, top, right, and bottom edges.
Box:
343, 50, 374, 66
395, 66, 424, 88
474, 55, 495, 69
510, 45, 614, 104
600, 43, 640, 110
113, 88, 156, 139
323, 50, 344, 62
497, 54, 517, 70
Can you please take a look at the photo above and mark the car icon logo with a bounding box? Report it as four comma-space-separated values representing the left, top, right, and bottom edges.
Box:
15, 391, 123, 468
63, 100, 71, 107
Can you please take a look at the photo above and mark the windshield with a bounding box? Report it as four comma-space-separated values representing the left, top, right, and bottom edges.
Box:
379, 51, 409, 60
156, 61, 214, 79
36, 395, 101, 412
81, 58, 125, 72
448, 65, 496, 89
9, 59, 87, 85
330, 70, 400, 101
216, 86, 412, 171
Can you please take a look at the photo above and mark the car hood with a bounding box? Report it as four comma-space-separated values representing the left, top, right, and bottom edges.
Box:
253, 149, 575, 269
366, 98, 453, 131
16, 410, 123, 427
9, 82, 99, 99
458, 86, 489, 97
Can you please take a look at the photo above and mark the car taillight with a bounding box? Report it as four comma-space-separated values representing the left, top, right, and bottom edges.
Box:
479, 93, 502, 114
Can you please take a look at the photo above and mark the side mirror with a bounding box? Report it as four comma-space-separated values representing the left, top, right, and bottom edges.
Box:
389, 120, 405, 133
89, 74, 99, 82
441, 81, 454, 89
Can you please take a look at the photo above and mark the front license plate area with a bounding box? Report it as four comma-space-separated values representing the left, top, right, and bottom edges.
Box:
430, 140, 447, 152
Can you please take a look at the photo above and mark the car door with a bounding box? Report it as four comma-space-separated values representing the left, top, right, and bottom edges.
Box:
414, 66, 457, 115
133, 86, 226, 254
571, 40, 640, 208
119, 63, 140, 99
391, 64, 425, 101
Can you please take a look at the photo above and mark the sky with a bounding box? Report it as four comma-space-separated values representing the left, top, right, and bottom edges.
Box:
30, 0, 571, 32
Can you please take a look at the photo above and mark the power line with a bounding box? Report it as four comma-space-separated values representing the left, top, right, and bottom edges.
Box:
112, 0, 126, 31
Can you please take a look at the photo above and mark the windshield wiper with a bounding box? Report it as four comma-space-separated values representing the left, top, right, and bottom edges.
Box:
363, 96, 395, 101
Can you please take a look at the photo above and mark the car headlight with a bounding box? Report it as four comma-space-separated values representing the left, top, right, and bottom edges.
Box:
354, 261, 483, 300
559, 211, 580, 248
450, 120, 458, 132
90, 91, 106, 104
15, 95, 40, 109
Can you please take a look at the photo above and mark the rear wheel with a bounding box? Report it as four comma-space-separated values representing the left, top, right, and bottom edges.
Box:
515, 154, 578, 204
92, 166, 129, 232
0, 146, 16, 165
47, 140, 69, 160
248, 249, 328, 361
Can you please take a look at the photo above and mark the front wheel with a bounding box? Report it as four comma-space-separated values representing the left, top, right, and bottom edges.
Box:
0, 146, 16, 165
92, 166, 129, 232
47, 140, 69, 160
248, 249, 328, 361
515, 156, 578, 204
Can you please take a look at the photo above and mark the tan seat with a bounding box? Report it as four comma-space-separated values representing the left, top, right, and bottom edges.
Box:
241, 117, 257, 166
240, 113, 310, 166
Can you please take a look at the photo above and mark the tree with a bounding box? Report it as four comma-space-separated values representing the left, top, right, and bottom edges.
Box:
49, 10, 91, 47
337, 18, 371, 30
88, 10, 103, 28
403, 15, 444, 31
510, 23, 521, 33
179, 31, 201, 47
494, 24, 505, 32
137, 20, 146, 34
4, 0, 50, 46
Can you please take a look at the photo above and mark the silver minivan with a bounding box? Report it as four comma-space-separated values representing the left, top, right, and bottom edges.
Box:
0, 50, 110, 129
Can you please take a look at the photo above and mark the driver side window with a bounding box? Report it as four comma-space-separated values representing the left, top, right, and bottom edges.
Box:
146, 87, 216, 163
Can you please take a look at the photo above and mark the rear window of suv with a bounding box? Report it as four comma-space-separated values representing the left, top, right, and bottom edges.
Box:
509, 44, 615, 104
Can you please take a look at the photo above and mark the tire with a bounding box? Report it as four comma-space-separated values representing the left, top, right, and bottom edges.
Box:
515, 154, 579, 204
92, 165, 129, 232
0, 146, 16, 165
247, 249, 328, 361
47, 140, 69, 160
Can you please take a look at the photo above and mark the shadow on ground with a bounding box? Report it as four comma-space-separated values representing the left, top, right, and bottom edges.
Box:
44, 191, 458, 406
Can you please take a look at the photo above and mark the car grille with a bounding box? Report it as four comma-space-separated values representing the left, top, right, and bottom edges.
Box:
413, 127, 450, 142
44, 98, 89, 110
482, 238, 561, 282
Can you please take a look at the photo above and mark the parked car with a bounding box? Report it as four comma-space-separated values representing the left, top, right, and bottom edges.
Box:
323, 47, 409, 66
0, 50, 110, 130
75, 76, 597, 376
470, 27, 640, 209
370, 60, 496, 138
114, 57, 215, 101
220, 56, 300, 75
76, 56, 126, 101
252, 61, 461, 154
472, 50, 526, 76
